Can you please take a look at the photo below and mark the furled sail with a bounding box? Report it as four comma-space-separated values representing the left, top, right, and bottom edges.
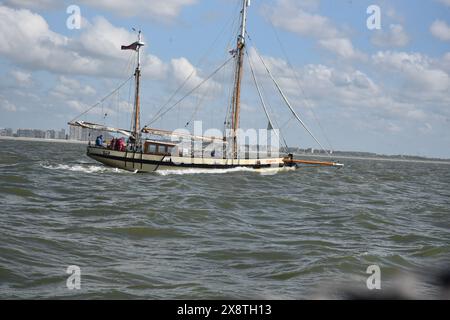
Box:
68, 121, 133, 137
141, 126, 226, 144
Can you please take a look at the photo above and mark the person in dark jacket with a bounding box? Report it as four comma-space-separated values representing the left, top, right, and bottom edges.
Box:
95, 135, 104, 147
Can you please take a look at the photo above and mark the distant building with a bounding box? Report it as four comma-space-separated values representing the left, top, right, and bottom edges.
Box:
57, 129, 66, 139
17, 129, 46, 138
8, 127, 109, 141
69, 125, 111, 141
69, 125, 79, 140
17, 129, 34, 138
33, 129, 45, 139
69, 125, 88, 140
45, 130, 56, 139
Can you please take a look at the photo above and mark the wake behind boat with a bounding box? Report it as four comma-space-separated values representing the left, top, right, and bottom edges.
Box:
69, 0, 343, 173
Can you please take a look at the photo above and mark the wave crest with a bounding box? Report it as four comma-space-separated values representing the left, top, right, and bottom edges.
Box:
41, 163, 131, 174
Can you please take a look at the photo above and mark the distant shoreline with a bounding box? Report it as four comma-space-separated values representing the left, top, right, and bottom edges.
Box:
293, 153, 450, 165
0, 136, 88, 145
1, 136, 448, 164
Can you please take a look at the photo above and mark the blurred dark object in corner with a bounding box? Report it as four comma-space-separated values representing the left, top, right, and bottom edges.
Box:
318, 266, 450, 300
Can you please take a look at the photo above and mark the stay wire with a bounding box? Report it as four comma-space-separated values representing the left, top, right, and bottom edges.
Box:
246, 34, 331, 156
270, 23, 335, 153
145, 57, 234, 127
245, 48, 289, 154
145, 1, 241, 127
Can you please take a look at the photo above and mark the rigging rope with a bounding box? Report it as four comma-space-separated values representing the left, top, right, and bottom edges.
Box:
144, 2, 241, 128
246, 48, 289, 154
185, 87, 208, 128
69, 75, 134, 123
151, 70, 195, 125
145, 57, 234, 127
269, 23, 335, 153
250, 44, 331, 156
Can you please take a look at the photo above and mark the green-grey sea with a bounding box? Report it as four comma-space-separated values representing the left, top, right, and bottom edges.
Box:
0, 139, 449, 299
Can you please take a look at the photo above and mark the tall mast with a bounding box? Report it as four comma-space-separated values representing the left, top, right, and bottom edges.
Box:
133, 30, 144, 143
230, 0, 250, 159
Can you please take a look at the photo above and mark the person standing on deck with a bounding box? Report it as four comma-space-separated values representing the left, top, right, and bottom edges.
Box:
95, 135, 104, 147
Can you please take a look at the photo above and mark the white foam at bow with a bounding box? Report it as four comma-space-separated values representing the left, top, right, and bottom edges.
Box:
41, 163, 132, 174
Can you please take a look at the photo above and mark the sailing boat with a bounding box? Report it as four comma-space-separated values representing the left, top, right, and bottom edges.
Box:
69, 0, 343, 173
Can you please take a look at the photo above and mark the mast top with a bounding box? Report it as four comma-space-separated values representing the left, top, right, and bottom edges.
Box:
135, 29, 145, 48
120, 30, 145, 57
238, 0, 250, 46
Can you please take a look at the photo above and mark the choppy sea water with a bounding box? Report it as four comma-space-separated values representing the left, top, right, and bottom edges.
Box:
0, 139, 449, 299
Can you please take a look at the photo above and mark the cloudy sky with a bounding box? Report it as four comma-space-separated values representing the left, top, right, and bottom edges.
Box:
0, 0, 449, 158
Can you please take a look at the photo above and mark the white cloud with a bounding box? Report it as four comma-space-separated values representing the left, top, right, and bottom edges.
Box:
10, 70, 33, 86
247, 47, 378, 109
372, 51, 450, 92
118, 100, 133, 113
437, 0, 450, 7
419, 122, 433, 134
371, 24, 410, 47
0, 6, 94, 75
385, 8, 405, 24
78, 0, 197, 21
440, 52, 450, 73
65, 97, 116, 118
66, 99, 87, 112
76, 16, 136, 60
407, 109, 427, 121
170, 57, 221, 96
319, 38, 367, 60
0, 4, 227, 128
0, 6, 169, 79
245, 47, 450, 139
142, 55, 167, 80
171, 57, 198, 84
268, 0, 340, 39
50, 76, 96, 99
0, 95, 17, 112
268, 0, 364, 60
247, 47, 290, 80
367, 50, 450, 135
3, 0, 62, 10
386, 122, 402, 133
3, 0, 196, 21
430, 20, 450, 41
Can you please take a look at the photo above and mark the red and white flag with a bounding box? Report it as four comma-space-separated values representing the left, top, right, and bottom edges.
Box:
121, 41, 140, 51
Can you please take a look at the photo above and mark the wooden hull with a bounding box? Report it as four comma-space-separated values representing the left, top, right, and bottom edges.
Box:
87, 146, 288, 173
